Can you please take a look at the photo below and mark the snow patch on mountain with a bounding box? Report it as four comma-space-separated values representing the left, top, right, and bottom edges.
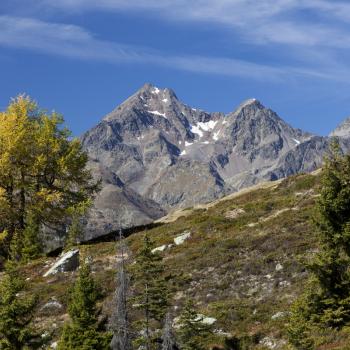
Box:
213, 131, 220, 141
152, 87, 160, 94
148, 110, 167, 119
191, 124, 204, 137
190, 120, 218, 138
198, 120, 218, 131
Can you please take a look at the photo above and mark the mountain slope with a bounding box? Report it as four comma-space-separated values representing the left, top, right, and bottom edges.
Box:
24, 171, 350, 349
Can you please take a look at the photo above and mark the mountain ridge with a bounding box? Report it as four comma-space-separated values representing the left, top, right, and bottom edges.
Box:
65, 83, 350, 248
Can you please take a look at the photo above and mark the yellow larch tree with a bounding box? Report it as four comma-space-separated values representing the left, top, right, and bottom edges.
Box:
0, 95, 99, 263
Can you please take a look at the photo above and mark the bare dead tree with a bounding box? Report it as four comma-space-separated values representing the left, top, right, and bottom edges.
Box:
162, 312, 178, 350
109, 229, 132, 350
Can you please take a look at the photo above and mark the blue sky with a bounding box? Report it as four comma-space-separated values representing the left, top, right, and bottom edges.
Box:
1, 1, 350, 136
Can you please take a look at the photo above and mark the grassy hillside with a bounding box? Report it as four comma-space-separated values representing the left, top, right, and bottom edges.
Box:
13, 171, 350, 349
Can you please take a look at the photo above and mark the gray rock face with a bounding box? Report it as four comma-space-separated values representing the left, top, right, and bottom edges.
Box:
83, 160, 165, 241
79, 83, 350, 241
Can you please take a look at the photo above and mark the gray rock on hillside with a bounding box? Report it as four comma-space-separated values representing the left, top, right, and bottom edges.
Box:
43, 249, 79, 277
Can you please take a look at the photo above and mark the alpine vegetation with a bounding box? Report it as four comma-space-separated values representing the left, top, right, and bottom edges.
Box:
0, 261, 37, 349
178, 300, 213, 350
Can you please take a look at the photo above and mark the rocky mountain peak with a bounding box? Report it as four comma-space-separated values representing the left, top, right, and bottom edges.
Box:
137, 83, 178, 102
139, 82, 177, 96
78, 83, 347, 245
103, 84, 179, 123
330, 117, 350, 138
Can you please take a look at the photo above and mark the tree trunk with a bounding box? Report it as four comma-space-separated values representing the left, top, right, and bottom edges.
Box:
145, 283, 150, 350
19, 171, 26, 230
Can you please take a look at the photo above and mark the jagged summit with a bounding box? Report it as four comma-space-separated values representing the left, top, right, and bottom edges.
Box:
103, 83, 183, 123
137, 83, 178, 100
139, 82, 156, 92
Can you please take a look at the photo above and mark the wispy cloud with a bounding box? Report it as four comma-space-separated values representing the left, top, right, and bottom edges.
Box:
1, 0, 350, 84
0, 16, 143, 61
0, 15, 337, 83
33, 0, 350, 48
5, 1, 350, 51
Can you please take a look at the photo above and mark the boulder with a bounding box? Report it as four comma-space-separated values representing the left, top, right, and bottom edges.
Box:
43, 249, 79, 277
271, 311, 291, 320
152, 244, 168, 253
275, 263, 283, 271
225, 208, 245, 219
197, 314, 217, 325
41, 298, 63, 312
174, 231, 191, 245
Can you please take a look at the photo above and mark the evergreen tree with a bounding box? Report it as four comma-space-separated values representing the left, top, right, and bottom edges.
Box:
178, 300, 212, 350
4, 213, 41, 263
8, 230, 23, 263
57, 259, 110, 350
21, 212, 42, 262
0, 261, 37, 350
109, 231, 132, 350
288, 142, 350, 348
0, 229, 9, 267
287, 291, 315, 350
64, 201, 91, 250
132, 235, 169, 349
161, 312, 178, 350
